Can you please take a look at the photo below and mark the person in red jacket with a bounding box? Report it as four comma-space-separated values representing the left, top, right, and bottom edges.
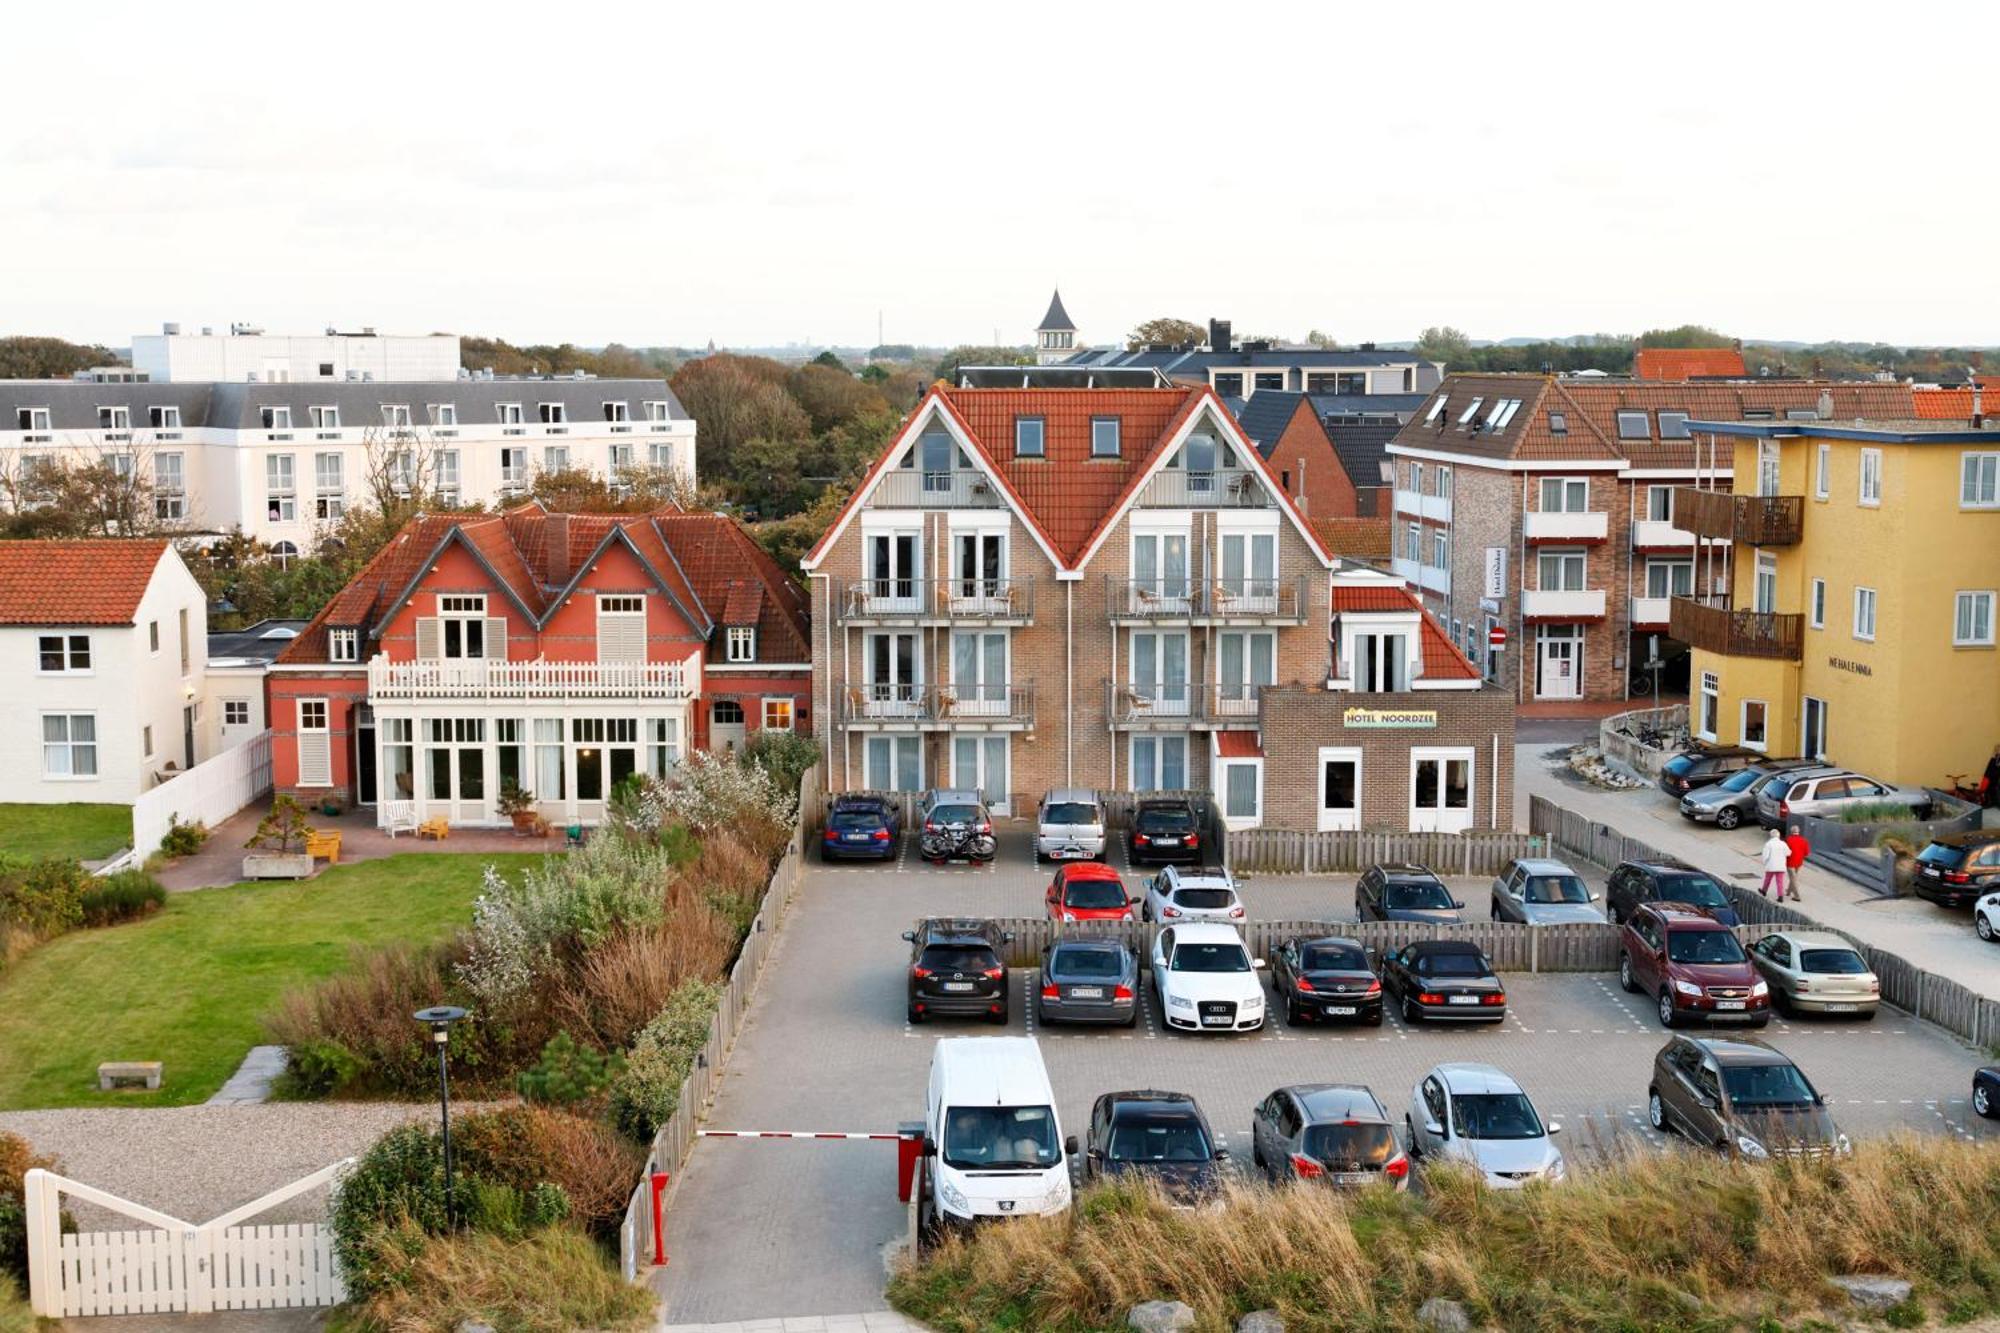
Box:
1783, 824, 1810, 903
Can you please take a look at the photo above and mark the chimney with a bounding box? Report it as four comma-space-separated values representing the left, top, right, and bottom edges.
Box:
545, 512, 571, 584
1208, 318, 1233, 353
162, 321, 180, 335
1974, 379, 1984, 429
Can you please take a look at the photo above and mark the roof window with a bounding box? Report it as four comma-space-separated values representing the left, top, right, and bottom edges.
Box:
1456, 397, 1485, 426
1487, 399, 1522, 431
1658, 411, 1690, 440
1423, 395, 1448, 424
1091, 417, 1121, 458
1616, 410, 1650, 440
1548, 411, 1568, 436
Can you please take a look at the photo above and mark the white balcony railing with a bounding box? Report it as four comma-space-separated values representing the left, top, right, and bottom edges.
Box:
1631, 519, 1715, 549
369, 656, 696, 702
1522, 510, 1608, 541
1631, 595, 1672, 627
1390, 556, 1450, 596
1393, 488, 1452, 524
1521, 588, 1607, 619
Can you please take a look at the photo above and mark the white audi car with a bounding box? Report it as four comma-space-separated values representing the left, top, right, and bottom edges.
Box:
1151, 922, 1265, 1033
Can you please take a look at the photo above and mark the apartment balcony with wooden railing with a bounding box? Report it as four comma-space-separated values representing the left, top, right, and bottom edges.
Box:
1103, 681, 1269, 729
1669, 597, 1803, 661
368, 657, 697, 702
836, 682, 1035, 730
1672, 488, 1804, 545
1105, 575, 1307, 624
836, 577, 1035, 625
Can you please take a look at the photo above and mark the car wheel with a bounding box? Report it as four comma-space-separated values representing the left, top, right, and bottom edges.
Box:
1036, 1004, 1049, 1027
1978, 912, 1995, 943
1404, 1114, 1421, 1157
1648, 1089, 1670, 1134
988, 1007, 1008, 1026
1975, 1084, 1994, 1119
1367, 1007, 1384, 1028
1490, 902, 1500, 921
1657, 990, 1678, 1028
1124, 1007, 1139, 1029
1748, 1016, 1771, 1030
1771, 988, 1790, 1017
1856, 1007, 1876, 1023
907, 1005, 925, 1024
1619, 954, 1638, 994
1715, 806, 1742, 830
1285, 994, 1302, 1026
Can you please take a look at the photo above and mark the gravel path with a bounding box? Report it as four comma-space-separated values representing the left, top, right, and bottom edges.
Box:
0, 1102, 488, 1229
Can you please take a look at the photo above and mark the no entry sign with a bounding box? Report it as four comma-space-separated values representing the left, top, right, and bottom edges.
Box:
1489, 625, 1508, 649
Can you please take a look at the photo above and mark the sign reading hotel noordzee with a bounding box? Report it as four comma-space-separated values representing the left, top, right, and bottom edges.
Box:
1343, 707, 1438, 729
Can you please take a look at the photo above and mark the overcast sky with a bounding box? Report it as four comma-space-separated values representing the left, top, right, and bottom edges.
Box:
6, 0, 1995, 351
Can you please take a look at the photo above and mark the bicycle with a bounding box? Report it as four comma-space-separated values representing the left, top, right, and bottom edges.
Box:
1943, 772, 1984, 803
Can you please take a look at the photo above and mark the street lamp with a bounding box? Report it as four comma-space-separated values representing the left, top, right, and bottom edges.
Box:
413, 1005, 469, 1227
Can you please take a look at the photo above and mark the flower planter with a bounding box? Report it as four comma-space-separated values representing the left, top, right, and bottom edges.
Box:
242, 853, 315, 880
509, 809, 541, 836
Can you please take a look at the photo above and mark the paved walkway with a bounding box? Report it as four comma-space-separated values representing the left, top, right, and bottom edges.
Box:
157, 799, 564, 891
661, 1315, 929, 1333
207, 1045, 288, 1104
1518, 692, 1686, 720
1514, 741, 2000, 997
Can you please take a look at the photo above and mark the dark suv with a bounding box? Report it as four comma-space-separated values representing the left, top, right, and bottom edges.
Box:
1912, 830, 2000, 909
1647, 1035, 1846, 1158
1605, 859, 1740, 927
1128, 798, 1203, 865
1619, 902, 1769, 1029
901, 919, 1012, 1025
1083, 1090, 1224, 1202
1657, 746, 1765, 797
820, 794, 902, 862
1356, 864, 1464, 924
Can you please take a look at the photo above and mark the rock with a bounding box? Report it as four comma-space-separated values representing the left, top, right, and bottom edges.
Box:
454, 1322, 496, 1333
1128, 1300, 1196, 1333
1237, 1312, 1285, 1333
1827, 1275, 1911, 1312
1416, 1297, 1472, 1333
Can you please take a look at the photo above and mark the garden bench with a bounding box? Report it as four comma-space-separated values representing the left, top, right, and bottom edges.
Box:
304, 829, 341, 864
98, 1061, 162, 1091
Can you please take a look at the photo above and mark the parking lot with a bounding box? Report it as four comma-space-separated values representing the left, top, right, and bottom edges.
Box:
654, 826, 1997, 1325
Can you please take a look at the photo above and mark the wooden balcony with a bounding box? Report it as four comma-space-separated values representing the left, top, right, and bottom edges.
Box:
837, 682, 1035, 730
836, 578, 1035, 625
1672, 488, 1804, 546
1669, 597, 1802, 661
1105, 575, 1307, 624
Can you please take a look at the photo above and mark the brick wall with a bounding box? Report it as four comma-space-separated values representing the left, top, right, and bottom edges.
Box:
1265, 403, 1359, 520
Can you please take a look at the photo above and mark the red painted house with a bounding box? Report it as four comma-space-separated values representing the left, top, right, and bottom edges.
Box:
268, 503, 809, 828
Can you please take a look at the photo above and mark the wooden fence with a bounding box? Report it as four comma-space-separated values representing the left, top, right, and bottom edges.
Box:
1531, 794, 2000, 1050
618, 763, 822, 1281
1226, 828, 1543, 876
968, 916, 1621, 974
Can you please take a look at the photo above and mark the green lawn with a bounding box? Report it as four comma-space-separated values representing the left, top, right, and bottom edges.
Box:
0, 852, 546, 1109
0, 802, 131, 863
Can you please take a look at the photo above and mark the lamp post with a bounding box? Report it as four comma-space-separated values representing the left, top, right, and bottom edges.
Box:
413, 1005, 469, 1227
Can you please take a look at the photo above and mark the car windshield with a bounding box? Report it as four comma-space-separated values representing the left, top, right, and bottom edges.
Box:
919, 945, 997, 973
1043, 802, 1100, 826
1107, 1113, 1211, 1162
1384, 881, 1453, 910
1416, 952, 1488, 978
1302, 1122, 1398, 1166
930, 804, 982, 824
1664, 755, 1698, 777
1171, 942, 1251, 973
1449, 1092, 1544, 1140
942, 1105, 1061, 1170
1799, 948, 1868, 975
1303, 944, 1367, 971
1174, 887, 1234, 909
1523, 875, 1590, 905
1064, 880, 1127, 909
1666, 930, 1747, 965
1722, 1064, 1816, 1109
1716, 769, 1762, 793
1050, 947, 1123, 979
831, 811, 884, 831
1916, 843, 1970, 868
1138, 808, 1195, 833
1659, 875, 1729, 909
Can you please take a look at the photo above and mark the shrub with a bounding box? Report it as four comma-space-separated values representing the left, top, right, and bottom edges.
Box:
452, 1105, 642, 1236
266, 942, 465, 1099
630, 752, 796, 853
79, 869, 166, 927
347, 1223, 654, 1332
328, 1123, 460, 1295
159, 815, 209, 859
0, 1272, 30, 1333
515, 1031, 622, 1106
244, 794, 314, 854
0, 858, 89, 936
280, 1038, 363, 1099
744, 728, 821, 795
609, 978, 722, 1141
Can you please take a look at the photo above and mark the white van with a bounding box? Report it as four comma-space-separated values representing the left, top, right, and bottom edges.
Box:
924, 1037, 1075, 1227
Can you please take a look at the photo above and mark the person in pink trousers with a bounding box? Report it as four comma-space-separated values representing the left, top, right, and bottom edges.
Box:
1758, 828, 1790, 898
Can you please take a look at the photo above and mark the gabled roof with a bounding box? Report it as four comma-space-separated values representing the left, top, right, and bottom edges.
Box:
1632, 348, 1747, 381
0, 539, 171, 626
1323, 420, 1402, 489
1038, 289, 1076, 333
1329, 577, 1481, 682
1224, 390, 1311, 456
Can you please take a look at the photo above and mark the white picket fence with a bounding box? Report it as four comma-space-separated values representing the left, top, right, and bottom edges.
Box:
126, 728, 274, 862
23, 1158, 350, 1317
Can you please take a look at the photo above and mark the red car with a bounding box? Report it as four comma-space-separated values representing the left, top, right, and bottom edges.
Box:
1045, 863, 1134, 922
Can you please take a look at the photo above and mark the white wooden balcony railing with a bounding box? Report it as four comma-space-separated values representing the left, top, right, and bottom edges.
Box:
368, 657, 696, 702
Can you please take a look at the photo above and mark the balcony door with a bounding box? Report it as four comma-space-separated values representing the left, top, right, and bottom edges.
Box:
1132, 530, 1190, 609
864, 735, 922, 793
1128, 630, 1189, 717
423, 718, 488, 823
863, 631, 920, 717
865, 529, 921, 612
1753, 552, 1778, 615
1219, 530, 1277, 611
1318, 746, 1361, 831
1216, 631, 1273, 719
1130, 734, 1188, 792
1535, 625, 1582, 700
949, 630, 1008, 718
952, 530, 1006, 609
1411, 747, 1473, 834
951, 736, 1010, 815
1757, 441, 1781, 497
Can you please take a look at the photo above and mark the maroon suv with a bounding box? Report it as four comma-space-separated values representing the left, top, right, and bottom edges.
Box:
1619, 903, 1770, 1029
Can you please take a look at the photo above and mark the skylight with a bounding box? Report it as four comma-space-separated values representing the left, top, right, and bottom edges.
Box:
1488, 399, 1522, 430
1457, 397, 1485, 425
1424, 395, 1449, 423
1658, 411, 1690, 440
1548, 411, 1568, 435
1615, 410, 1650, 440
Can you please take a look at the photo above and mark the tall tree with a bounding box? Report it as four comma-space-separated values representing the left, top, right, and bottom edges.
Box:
1127, 317, 1206, 349
1638, 325, 1734, 349
1414, 326, 1473, 367
0, 336, 120, 379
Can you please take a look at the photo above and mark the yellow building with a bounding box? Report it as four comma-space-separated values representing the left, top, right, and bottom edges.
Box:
1668, 416, 2000, 791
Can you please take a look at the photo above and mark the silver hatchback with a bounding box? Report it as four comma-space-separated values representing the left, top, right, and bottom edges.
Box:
1037, 788, 1107, 862
1754, 769, 1931, 829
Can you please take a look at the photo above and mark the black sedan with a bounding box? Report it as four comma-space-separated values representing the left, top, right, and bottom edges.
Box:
1083, 1090, 1224, 1203
1270, 935, 1383, 1027
1128, 799, 1204, 866
1380, 940, 1506, 1024
1976, 1066, 2000, 1121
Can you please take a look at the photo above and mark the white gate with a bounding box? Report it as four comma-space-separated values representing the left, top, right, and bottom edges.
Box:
23, 1159, 352, 1317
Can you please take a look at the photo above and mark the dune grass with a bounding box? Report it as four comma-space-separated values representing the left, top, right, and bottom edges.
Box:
892, 1138, 2000, 1331
0, 853, 544, 1109
0, 802, 131, 863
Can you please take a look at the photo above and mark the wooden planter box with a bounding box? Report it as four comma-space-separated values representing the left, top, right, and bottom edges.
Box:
243, 853, 315, 880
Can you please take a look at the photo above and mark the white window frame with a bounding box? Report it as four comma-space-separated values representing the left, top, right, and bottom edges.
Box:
1217, 757, 1263, 828
1091, 417, 1121, 458
438, 594, 489, 659
1739, 699, 1769, 752
497, 402, 524, 426
603, 400, 630, 423
1809, 577, 1826, 629
1645, 485, 1674, 522
381, 404, 412, 429
98, 405, 131, 438
543, 445, 569, 473
1536, 548, 1586, 592
1853, 586, 1877, 642
428, 403, 457, 428
1962, 452, 2000, 508
315, 451, 345, 520
41, 711, 98, 779
1857, 447, 1882, 507
500, 447, 528, 486
726, 626, 757, 662
310, 405, 340, 432
296, 698, 331, 788
1430, 528, 1448, 571
436, 449, 461, 500
1814, 443, 1830, 500
1456, 396, 1484, 425
260, 405, 292, 431
330, 628, 360, 663
37, 633, 91, 674
1954, 590, 1996, 647
1644, 559, 1693, 599
538, 402, 567, 426
266, 453, 297, 522
1014, 416, 1045, 458
761, 697, 795, 732
1697, 671, 1720, 742
644, 400, 673, 423
1538, 476, 1590, 513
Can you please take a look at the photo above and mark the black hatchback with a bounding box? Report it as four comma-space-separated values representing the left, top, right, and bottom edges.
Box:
1129, 799, 1203, 865
902, 919, 1011, 1025
1912, 831, 2000, 909
1270, 935, 1383, 1026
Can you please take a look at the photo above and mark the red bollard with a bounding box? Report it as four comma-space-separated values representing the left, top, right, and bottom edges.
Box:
650, 1171, 670, 1266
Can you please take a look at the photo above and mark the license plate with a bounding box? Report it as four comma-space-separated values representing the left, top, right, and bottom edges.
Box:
1448, 995, 1479, 1006
1920, 868, 1940, 878
1070, 987, 1104, 999
844, 833, 869, 841
942, 982, 975, 992
1325, 1005, 1357, 1016
1715, 1000, 1746, 1010
1334, 1173, 1374, 1186
1201, 1015, 1231, 1026
1155, 837, 1182, 846
1823, 1002, 1857, 1012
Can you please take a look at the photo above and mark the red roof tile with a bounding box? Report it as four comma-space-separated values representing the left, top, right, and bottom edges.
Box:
1332, 584, 1416, 613
1312, 517, 1391, 559
1632, 348, 1747, 381
1329, 580, 1482, 682
1215, 731, 1262, 758
1913, 380, 1998, 420
0, 539, 170, 626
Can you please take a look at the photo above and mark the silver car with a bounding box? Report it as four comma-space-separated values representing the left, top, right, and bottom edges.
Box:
1679, 761, 1821, 830
1406, 1063, 1564, 1187
1754, 769, 1931, 829
1746, 931, 1880, 1019
1037, 938, 1138, 1027
1036, 788, 1107, 862
1490, 858, 1605, 925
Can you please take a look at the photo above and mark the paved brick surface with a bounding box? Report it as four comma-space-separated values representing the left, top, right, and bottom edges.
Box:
651, 825, 1996, 1324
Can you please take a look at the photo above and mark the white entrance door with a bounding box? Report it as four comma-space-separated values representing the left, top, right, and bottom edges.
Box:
863, 734, 922, 792
1411, 747, 1474, 833
1317, 747, 1362, 831
1535, 626, 1582, 700
423, 718, 488, 823
952, 735, 1010, 815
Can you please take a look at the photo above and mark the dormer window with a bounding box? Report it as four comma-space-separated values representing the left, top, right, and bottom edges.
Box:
919, 431, 954, 493
1014, 416, 1045, 458
1091, 417, 1121, 458
1351, 629, 1410, 691
261, 405, 292, 430
382, 404, 412, 429
726, 626, 757, 662
329, 628, 360, 663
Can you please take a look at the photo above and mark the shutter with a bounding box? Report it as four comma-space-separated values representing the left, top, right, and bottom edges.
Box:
415, 617, 440, 660
597, 614, 644, 663
299, 733, 331, 787
485, 618, 507, 660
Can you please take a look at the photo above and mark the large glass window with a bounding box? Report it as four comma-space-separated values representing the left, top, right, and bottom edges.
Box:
1538, 477, 1589, 512
1537, 549, 1585, 591
266, 454, 296, 522
534, 718, 565, 799
42, 713, 97, 776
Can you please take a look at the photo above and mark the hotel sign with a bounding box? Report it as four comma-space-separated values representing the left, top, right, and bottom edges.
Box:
1483, 548, 1507, 599
1344, 707, 1438, 729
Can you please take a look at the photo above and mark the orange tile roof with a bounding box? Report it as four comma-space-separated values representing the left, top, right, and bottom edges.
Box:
1329, 580, 1482, 682
1332, 584, 1416, 613
1632, 348, 1747, 381
0, 539, 169, 626
1418, 614, 1481, 681
1913, 379, 1998, 420
1215, 731, 1263, 758
1312, 516, 1391, 559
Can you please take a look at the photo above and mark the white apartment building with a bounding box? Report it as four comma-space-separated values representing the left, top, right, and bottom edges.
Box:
0, 375, 698, 547
131, 324, 462, 385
